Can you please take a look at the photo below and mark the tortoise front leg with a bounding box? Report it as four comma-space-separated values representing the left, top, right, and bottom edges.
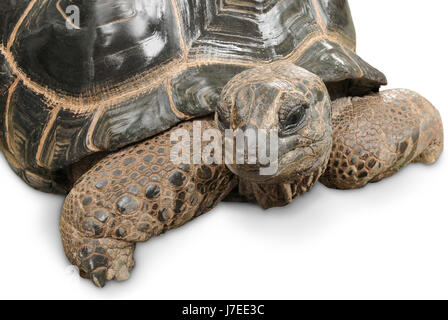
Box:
320, 89, 443, 189
60, 119, 236, 287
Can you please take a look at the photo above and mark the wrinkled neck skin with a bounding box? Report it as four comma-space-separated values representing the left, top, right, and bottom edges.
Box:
237, 158, 328, 210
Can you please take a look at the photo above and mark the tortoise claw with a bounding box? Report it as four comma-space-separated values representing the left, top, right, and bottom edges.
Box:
82, 256, 133, 287
91, 267, 107, 288
60, 230, 136, 288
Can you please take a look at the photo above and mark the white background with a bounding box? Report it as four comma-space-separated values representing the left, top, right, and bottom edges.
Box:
0, 0, 447, 299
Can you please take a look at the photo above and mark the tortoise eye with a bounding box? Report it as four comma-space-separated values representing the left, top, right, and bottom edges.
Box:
280, 104, 308, 135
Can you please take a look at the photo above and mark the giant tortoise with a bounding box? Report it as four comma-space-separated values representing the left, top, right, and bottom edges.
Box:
0, 0, 443, 287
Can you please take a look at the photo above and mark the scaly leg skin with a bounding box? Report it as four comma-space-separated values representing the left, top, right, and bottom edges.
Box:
320, 89, 443, 189
60, 119, 236, 287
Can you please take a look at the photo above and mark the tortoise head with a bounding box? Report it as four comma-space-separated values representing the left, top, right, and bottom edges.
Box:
216, 63, 332, 184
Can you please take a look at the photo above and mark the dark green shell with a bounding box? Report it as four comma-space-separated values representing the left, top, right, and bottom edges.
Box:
0, 0, 386, 193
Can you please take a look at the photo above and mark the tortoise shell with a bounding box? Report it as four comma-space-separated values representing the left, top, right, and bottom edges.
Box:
0, 0, 386, 192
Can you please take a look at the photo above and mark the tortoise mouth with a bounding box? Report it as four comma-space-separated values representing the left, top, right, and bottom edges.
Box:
227, 136, 331, 184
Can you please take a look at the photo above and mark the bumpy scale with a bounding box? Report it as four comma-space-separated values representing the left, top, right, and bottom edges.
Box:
321, 89, 443, 189
60, 120, 236, 287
